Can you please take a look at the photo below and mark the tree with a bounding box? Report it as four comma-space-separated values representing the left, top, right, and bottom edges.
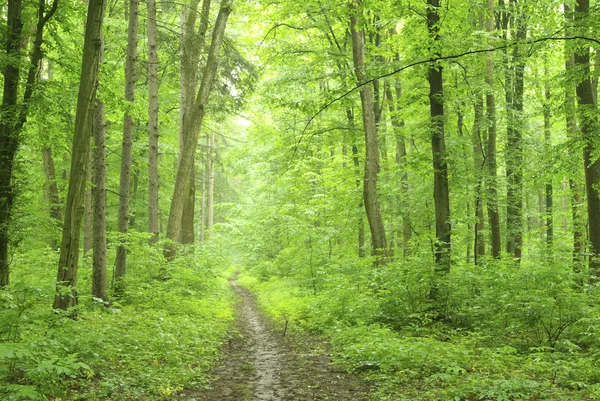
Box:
0, 0, 59, 286
179, 0, 213, 244
147, 0, 159, 245
573, 0, 600, 278
426, 0, 451, 272
349, 0, 388, 263
54, 0, 106, 309
503, 0, 527, 261
164, 0, 233, 259
486, 0, 501, 259
115, 0, 139, 288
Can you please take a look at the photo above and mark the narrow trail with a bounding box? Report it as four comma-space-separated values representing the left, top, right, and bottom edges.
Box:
182, 278, 371, 401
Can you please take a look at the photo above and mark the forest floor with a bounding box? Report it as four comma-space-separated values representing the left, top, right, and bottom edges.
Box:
178, 276, 372, 401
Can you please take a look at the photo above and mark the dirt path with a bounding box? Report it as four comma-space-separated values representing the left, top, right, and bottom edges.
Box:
181, 279, 371, 401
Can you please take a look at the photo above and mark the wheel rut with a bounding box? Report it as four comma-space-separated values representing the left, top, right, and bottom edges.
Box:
181, 278, 371, 401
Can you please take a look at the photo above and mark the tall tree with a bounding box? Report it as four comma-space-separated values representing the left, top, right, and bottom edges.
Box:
92, 42, 107, 301
544, 65, 553, 255
504, 0, 526, 261
573, 0, 600, 278
349, 0, 388, 262
179, 0, 212, 244
114, 0, 139, 287
54, 0, 106, 309
164, 0, 233, 259
486, 0, 501, 258
385, 82, 411, 258
0, 0, 58, 286
472, 94, 486, 263
147, 0, 159, 245
426, 0, 451, 271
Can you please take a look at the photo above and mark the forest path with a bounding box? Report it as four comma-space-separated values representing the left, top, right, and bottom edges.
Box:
181, 276, 371, 400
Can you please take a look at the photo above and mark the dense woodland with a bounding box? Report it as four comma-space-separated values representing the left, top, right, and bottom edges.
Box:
1, 0, 600, 399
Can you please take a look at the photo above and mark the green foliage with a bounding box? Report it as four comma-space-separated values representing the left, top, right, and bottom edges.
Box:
0, 246, 234, 401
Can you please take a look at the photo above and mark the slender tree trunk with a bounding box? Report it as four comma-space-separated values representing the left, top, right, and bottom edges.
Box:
0, 0, 22, 286
83, 151, 92, 255
200, 146, 207, 244
114, 0, 139, 287
164, 0, 232, 259
206, 132, 215, 236
349, 0, 388, 263
564, 4, 586, 270
504, 0, 526, 261
574, 0, 600, 278
147, 0, 159, 245
473, 94, 486, 263
385, 84, 411, 258
347, 110, 366, 257
42, 144, 62, 248
427, 0, 451, 272
54, 0, 106, 309
486, 0, 501, 258
92, 58, 107, 301
544, 70, 553, 256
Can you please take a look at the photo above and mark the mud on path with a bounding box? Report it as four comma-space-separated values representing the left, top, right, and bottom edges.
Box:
181, 279, 371, 401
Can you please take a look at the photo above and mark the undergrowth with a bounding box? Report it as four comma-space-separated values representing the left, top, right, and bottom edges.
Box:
0, 241, 234, 400
238, 257, 600, 400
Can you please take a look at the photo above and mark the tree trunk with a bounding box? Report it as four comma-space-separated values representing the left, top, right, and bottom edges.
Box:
164, 0, 232, 259
574, 0, 600, 278
114, 0, 139, 287
504, 0, 526, 261
54, 0, 106, 309
544, 70, 553, 256
564, 4, 586, 271
92, 71, 107, 302
473, 94, 486, 263
179, 0, 211, 244
385, 84, 411, 259
486, 0, 501, 259
347, 109, 365, 258
349, 0, 388, 263
147, 0, 159, 245
206, 132, 215, 236
83, 150, 92, 255
427, 0, 451, 272
42, 145, 62, 248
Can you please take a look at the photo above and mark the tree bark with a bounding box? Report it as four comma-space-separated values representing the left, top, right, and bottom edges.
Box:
346, 109, 366, 258
385, 84, 411, 259
564, 4, 586, 270
544, 69, 553, 256
164, 0, 232, 259
147, 0, 159, 245
42, 144, 62, 248
426, 0, 451, 272
473, 94, 486, 263
349, 0, 388, 263
504, 0, 526, 261
83, 150, 92, 255
114, 0, 139, 287
486, 0, 501, 259
54, 0, 106, 309
574, 0, 600, 278
179, 0, 212, 244
206, 132, 215, 237
92, 76, 107, 302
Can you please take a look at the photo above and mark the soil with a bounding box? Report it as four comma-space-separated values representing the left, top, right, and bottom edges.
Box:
179, 279, 372, 401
